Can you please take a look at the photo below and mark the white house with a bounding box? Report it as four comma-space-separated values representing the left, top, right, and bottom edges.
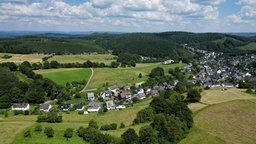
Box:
106, 101, 115, 110
87, 92, 95, 101
12, 103, 30, 111
108, 85, 119, 96
163, 60, 174, 64
39, 103, 52, 112
87, 102, 101, 112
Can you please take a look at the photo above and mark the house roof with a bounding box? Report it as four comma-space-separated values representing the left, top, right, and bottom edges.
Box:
108, 85, 118, 90
88, 102, 101, 107
87, 92, 94, 98
73, 104, 84, 109
12, 103, 29, 109
106, 101, 115, 108
40, 103, 51, 110
58, 104, 71, 110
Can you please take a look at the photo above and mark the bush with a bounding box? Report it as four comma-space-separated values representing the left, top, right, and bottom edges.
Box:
119, 123, 125, 128
14, 110, 23, 115
24, 110, 30, 115
133, 107, 155, 124
37, 115, 48, 122
64, 128, 73, 140
100, 123, 117, 131
24, 130, 31, 138
89, 119, 99, 129
34, 125, 42, 132
56, 116, 63, 123
78, 111, 84, 115
77, 126, 86, 137
69, 107, 75, 111
44, 127, 54, 138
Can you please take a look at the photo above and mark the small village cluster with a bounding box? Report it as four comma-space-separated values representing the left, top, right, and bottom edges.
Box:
11, 82, 172, 114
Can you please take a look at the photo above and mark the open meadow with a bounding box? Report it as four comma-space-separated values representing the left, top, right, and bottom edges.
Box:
0, 53, 47, 63
181, 88, 256, 144
48, 54, 117, 65
35, 68, 92, 85
87, 63, 184, 89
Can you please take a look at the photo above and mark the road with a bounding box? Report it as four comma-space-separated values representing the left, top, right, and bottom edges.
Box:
80, 67, 94, 93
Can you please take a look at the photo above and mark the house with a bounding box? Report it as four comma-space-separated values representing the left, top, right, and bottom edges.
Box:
106, 101, 115, 110
99, 90, 112, 99
150, 90, 159, 97
134, 88, 144, 94
136, 93, 146, 100
58, 104, 71, 111
115, 103, 126, 109
87, 92, 95, 101
12, 103, 30, 111
39, 103, 52, 112
221, 82, 234, 88
144, 87, 151, 94
123, 84, 132, 91
108, 85, 119, 96
163, 60, 174, 64
73, 104, 84, 110
87, 102, 101, 112
120, 91, 132, 101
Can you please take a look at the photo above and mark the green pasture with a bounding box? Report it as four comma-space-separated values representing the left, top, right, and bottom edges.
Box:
35, 68, 91, 85
87, 63, 184, 89
48, 54, 117, 65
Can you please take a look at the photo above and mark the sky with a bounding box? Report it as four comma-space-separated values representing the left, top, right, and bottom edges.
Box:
0, 0, 255, 32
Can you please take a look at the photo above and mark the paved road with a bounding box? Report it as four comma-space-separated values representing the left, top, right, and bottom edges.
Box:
80, 68, 94, 93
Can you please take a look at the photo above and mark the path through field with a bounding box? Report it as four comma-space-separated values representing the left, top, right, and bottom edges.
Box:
80, 68, 94, 93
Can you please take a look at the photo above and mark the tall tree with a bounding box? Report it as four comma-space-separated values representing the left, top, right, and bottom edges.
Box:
121, 128, 139, 144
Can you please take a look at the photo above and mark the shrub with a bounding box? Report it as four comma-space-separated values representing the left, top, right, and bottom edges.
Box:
56, 116, 63, 123
34, 125, 42, 132
24, 110, 30, 115
119, 122, 125, 128
37, 115, 48, 122
14, 110, 23, 115
133, 107, 155, 124
78, 111, 84, 115
44, 127, 54, 138
186, 88, 201, 102
64, 128, 73, 140
89, 119, 99, 129
69, 107, 75, 111
100, 123, 117, 131
24, 130, 31, 138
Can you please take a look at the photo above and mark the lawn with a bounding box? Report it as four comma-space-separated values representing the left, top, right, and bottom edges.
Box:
48, 54, 117, 65
0, 53, 48, 63
35, 68, 92, 86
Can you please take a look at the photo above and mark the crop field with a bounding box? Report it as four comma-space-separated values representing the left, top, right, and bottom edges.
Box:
0, 53, 47, 63
35, 68, 92, 85
48, 54, 117, 65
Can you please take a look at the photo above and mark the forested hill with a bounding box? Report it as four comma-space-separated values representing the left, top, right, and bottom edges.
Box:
0, 32, 255, 58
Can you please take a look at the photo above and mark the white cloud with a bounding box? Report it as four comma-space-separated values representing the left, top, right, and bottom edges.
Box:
0, 0, 253, 32
226, 0, 256, 24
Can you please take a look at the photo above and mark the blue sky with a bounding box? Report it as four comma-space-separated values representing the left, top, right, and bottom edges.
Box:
0, 0, 255, 32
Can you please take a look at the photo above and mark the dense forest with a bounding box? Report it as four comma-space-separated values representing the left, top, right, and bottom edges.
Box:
0, 32, 255, 60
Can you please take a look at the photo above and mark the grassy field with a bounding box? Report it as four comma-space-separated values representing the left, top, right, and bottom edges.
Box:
0, 53, 47, 63
239, 42, 256, 51
181, 88, 256, 144
181, 100, 256, 144
87, 63, 184, 89
35, 68, 91, 85
48, 54, 117, 65
1, 98, 151, 144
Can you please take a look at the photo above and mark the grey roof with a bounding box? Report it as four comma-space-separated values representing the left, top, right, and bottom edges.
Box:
40, 103, 51, 110
12, 103, 29, 108
88, 102, 101, 107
